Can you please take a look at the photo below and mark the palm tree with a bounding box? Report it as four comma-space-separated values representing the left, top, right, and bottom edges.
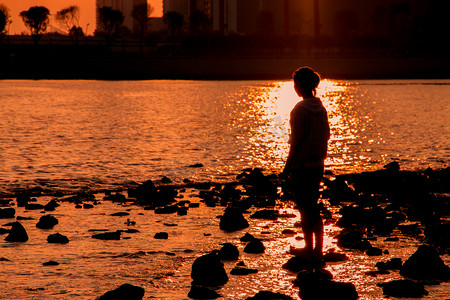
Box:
132, 3, 154, 54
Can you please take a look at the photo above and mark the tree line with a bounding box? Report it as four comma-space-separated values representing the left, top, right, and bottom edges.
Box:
1, 2, 449, 58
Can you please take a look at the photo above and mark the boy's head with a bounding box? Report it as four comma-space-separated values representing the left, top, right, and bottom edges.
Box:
292, 67, 320, 97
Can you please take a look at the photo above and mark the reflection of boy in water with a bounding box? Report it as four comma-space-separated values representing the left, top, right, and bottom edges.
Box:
282, 67, 330, 258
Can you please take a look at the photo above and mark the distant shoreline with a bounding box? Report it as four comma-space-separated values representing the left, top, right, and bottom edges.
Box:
1, 56, 450, 80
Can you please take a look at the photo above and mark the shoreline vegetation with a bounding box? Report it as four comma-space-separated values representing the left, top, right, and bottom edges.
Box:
1, 40, 449, 80
1, 164, 449, 299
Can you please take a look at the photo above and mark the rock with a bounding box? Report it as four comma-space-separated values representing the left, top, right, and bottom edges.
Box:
104, 193, 127, 202
16, 194, 30, 207
154, 232, 168, 239
36, 215, 59, 229
0, 208, 15, 219
400, 244, 450, 280
240, 232, 255, 242
0, 228, 9, 234
382, 279, 428, 297
244, 239, 265, 254
377, 258, 402, 271
0, 257, 10, 261
47, 233, 69, 244
323, 249, 348, 262
4, 222, 28, 242
110, 212, 129, 216
191, 252, 228, 286
92, 231, 121, 240
294, 269, 333, 287
230, 267, 258, 275
219, 207, 249, 232
218, 243, 239, 261
154, 204, 178, 214
187, 285, 220, 299
97, 283, 145, 300
161, 176, 172, 183
281, 229, 296, 235
43, 260, 59, 266
188, 163, 204, 168
246, 291, 293, 300
128, 179, 157, 202
296, 271, 358, 300
25, 203, 44, 210
366, 246, 383, 256
282, 256, 324, 272
83, 203, 94, 209
44, 200, 59, 211
336, 229, 363, 249
250, 209, 278, 220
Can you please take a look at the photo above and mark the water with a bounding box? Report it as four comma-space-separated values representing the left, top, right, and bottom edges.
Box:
0, 79, 448, 195
0, 79, 449, 299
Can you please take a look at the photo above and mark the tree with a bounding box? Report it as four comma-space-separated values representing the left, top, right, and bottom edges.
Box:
98, 6, 124, 43
0, 4, 10, 42
55, 6, 81, 44
132, 3, 153, 53
20, 6, 50, 44
163, 11, 184, 41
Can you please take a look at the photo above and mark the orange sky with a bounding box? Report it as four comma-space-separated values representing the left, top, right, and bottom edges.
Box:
2, 0, 163, 35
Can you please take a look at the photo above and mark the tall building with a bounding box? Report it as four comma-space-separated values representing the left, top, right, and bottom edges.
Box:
96, 0, 148, 33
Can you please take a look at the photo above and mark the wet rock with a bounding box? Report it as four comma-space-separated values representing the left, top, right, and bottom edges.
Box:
104, 192, 127, 202
110, 212, 129, 216
328, 176, 357, 205
219, 207, 249, 232
0, 208, 15, 219
323, 249, 348, 262
92, 231, 121, 240
240, 232, 255, 242
282, 256, 325, 272
161, 176, 172, 183
97, 283, 145, 300
246, 291, 293, 300
250, 209, 278, 220
400, 244, 450, 280
398, 223, 422, 235
36, 215, 58, 229
177, 207, 188, 216
230, 267, 258, 275
351, 240, 372, 251
0, 228, 9, 234
243, 239, 265, 254
83, 203, 94, 209
47, 233, 69, 244
44, 200, 59, 211
424, 221, 450, 249
43, 260, 59, 266
336, 229, 363, 249
218, 243, 239, 261
294, 269, 333, 287
25, 203, 44, 210
155, 204, 178, 214
16, 194, 31, 207
0, 257, 10, 261
4, 222, 28, 242
376, 258, 402, 271
188, 163, 204, 168
382, 279, 428, 297
188, 285, 220, 299
366, 246, 383, 256
154, 232, 168, 239
191, 252, 228, 286
297, 276, 358, 300
128, 179, 157, 202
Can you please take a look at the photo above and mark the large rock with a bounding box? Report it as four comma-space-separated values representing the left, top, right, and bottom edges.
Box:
92, 231, 121, 240
219, 207, 249, 232
36, 215, 59, 229
0, 208, 15, 219
246, 291, 293, 300
187, 285, 221, 299
382, 279, 428, 297
296, 270, 358, 300
4, 222, 28, 242
97, 283, 144, 300
243, 239, 265, 254
191, 252, 228, 286
400, 244, 450, 280
47, 233, 69, 244
218, 243, 239, 260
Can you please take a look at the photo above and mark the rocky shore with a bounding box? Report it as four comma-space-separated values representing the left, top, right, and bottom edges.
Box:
1, 163, 449, 299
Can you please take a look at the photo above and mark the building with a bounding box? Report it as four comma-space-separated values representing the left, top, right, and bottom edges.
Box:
96, 0, 148, 33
